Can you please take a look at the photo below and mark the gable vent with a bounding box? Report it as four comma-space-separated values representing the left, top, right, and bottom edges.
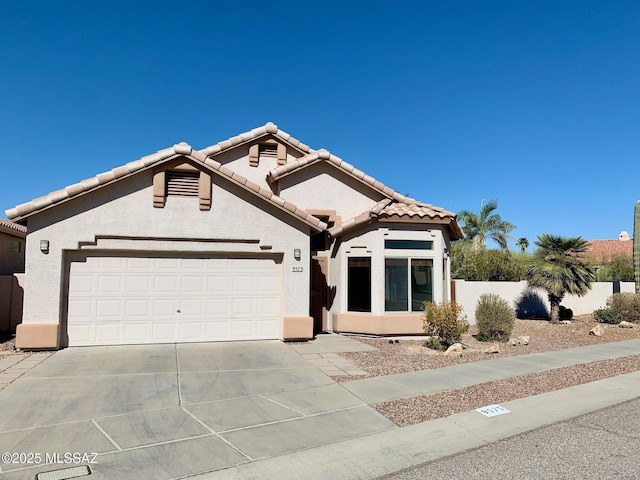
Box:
166, 171, 199, 197
259, 144, 278, 159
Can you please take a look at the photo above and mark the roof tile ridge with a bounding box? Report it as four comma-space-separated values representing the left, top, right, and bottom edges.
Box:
201, 122, 316, 158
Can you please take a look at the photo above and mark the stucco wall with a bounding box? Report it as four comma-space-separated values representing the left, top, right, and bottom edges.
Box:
453, 280, 635, 324
279, 163, 386, 221
21, 169, 312, 328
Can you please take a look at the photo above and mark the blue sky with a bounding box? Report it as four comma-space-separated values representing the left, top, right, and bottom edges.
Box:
1, 1, 638, 249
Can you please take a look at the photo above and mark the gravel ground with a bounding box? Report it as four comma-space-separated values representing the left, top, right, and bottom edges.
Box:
337, 316, 640, 426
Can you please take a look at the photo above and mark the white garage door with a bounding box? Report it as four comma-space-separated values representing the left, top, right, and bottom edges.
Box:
66, 255, 281, 346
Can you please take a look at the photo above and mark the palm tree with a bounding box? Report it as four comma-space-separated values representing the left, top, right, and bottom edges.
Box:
526, 234, 595, 323
458, 199, 516, 250
516, 237, 529, 253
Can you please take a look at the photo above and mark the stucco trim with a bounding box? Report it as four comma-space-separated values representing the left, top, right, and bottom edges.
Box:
282, 316, 314, 340
333, 313, 424, 335
16, 323, 60, 350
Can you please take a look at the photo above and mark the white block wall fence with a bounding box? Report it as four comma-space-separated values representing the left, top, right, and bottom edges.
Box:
452, 280, 635, 325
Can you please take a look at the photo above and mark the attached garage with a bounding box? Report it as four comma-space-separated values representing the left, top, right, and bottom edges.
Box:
65, 253, 282, 346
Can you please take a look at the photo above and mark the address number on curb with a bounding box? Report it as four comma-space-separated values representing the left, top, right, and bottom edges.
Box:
476, 404, 510, 417
292, 266, 304, 272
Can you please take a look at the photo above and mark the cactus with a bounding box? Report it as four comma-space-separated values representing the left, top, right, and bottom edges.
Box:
635, 201, 640, 293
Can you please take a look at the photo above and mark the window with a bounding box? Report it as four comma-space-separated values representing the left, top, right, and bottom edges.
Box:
9, 240, 21, 253
384, 240, 433, 250
385, 258, 433, 311
348, 257, 371, 312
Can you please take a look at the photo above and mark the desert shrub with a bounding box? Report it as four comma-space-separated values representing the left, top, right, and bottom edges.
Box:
451, 243, 529, 281
422, 302, 469, 347
475, 294, 515, 342
593, 307, 624, 324
559, 305, 573, 320
591, 254, 634, 282
607, 293, 640, 323
425, 338, 446, 351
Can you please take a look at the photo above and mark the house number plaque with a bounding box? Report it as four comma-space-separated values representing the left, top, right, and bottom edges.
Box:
476, 404, 510, 417
292, 266, 304, 272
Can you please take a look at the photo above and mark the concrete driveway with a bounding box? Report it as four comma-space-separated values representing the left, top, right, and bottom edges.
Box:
0, 340, 394, 479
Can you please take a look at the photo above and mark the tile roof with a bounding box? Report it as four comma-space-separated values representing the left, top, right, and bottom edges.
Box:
0, 218, 26, 237
586, 239, 633, 261
328, 200, 464, 239
200, 122, 314, 157
267, 149, 417, 205
6, 141, 326, 232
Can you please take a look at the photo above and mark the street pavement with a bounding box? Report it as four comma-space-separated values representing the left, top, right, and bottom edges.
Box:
378, 398, 640, 480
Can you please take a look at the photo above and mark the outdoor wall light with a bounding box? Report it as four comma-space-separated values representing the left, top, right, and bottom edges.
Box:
40, 240, 50, 253
294, 248, 301, 261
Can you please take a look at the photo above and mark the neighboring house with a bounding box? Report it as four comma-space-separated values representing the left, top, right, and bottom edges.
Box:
0, 218, 26, 275
586, 231, 633, 262
0, 219, 26, 332
6, 123, 463, 349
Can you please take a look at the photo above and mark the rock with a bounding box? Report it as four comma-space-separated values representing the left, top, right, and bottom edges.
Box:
510, 338, 517, 346
517, 335, 530, 345
483, 343, 500, 354
560, 320, 572, 324
589, 324, 605, 336
444, 343, 464, 356
619, 321, 635, 329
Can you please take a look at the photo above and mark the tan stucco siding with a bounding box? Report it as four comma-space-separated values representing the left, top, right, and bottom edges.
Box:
278, 163, 386, 221
21, 170, 311, 330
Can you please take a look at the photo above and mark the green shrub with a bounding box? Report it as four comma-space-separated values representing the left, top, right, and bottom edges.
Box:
607, 293, 640, 323
450, 243, 529, 281
593, 307, 624, 324
422, 302, 469, 347
425, 338, 446, 351
559, 305, 573, 320
475, 294, 515, 342
592, 254, 634, 282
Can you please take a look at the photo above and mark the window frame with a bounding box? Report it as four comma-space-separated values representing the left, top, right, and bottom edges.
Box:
384, 246, 435, 313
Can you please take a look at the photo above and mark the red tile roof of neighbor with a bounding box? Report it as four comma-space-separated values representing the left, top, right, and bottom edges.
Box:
0, 218, 26, 236
586, 239, 633, 261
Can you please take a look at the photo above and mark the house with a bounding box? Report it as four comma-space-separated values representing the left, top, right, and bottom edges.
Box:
6, 123, 463, 349
586, 231, 633, 262
0, 218, 26, 275
0, 219, 26, 332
